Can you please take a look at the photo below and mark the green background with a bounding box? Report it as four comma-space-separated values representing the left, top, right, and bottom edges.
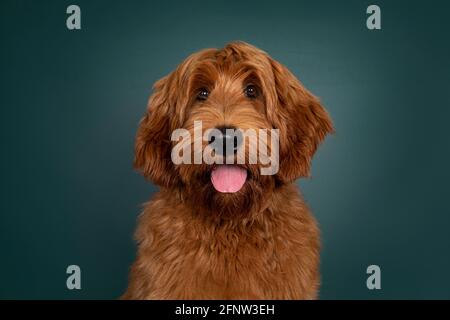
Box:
1, 0, 449, 299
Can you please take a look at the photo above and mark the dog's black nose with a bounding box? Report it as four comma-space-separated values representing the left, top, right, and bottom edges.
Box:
208, 126, 242, 156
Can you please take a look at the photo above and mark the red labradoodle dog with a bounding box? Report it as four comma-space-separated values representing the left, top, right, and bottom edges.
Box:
123, 42, 333, 299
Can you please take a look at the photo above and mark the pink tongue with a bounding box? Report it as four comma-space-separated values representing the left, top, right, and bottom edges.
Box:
211, 165, 247, 193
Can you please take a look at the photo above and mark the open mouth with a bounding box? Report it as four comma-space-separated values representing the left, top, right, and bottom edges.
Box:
210, 165, 248, 193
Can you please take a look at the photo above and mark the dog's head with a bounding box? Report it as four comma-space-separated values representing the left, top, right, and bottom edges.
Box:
135, 42, 333, 218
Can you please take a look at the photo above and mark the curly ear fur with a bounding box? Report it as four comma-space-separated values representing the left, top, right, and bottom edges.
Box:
134, 75, 180, 188
268, 59, 334, 183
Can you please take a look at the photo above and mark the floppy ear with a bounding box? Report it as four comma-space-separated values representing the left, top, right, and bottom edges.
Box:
134, 74, 180, 188
268, 59, 334, 183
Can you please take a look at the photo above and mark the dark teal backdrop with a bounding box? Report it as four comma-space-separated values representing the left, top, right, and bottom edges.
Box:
1, 0, 449, 299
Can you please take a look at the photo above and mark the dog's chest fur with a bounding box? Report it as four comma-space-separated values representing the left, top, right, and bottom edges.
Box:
123, 184, 320, 299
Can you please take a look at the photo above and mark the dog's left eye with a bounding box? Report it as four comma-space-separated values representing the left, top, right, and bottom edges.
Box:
197, 88, 209, 101
244, 85, 258, 99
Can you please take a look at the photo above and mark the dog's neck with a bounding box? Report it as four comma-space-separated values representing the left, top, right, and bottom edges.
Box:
162, 183, 302, 230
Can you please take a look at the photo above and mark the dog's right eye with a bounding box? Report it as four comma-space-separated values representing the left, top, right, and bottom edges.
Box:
197, 88, 209, 101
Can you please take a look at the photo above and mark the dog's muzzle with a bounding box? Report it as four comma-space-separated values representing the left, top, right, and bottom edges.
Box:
208, 126, 243, 157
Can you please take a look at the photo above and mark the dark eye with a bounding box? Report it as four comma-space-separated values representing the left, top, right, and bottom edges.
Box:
197, 88, 209, 101
244, 85, 258, 99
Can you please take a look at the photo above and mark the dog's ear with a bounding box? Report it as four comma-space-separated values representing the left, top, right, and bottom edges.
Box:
134, 74, 180, 188
268, 59, 334, 183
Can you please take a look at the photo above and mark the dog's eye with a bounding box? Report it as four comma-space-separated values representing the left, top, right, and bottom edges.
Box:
197, 88, 209, 101
244, 85, 258, 99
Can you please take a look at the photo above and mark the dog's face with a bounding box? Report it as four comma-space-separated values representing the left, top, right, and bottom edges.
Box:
135, 42, 333, 219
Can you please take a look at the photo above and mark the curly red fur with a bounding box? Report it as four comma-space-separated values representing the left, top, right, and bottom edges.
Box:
123, 41, 333, 299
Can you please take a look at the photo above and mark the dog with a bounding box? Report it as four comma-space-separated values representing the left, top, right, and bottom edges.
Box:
122, 42, 333, 299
